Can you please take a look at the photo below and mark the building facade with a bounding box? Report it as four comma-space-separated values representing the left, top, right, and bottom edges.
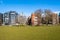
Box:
52, 13, 59, 24
31, 13, 38, 25
3, 11, 18, 25
31, 13, 41, 25
3, 12, 10, 25
59, 13, 60, 23
9, 11, 18, 25
0, 13, 3, 25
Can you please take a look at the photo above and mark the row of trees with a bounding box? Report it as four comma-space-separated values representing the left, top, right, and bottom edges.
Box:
27, 9, 53, 25
35, 9, 52, 25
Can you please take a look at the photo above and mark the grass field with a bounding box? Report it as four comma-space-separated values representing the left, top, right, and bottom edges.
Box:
0, 25, 60, 40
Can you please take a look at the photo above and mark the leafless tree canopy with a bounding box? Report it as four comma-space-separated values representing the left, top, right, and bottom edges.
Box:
44, 9, 52, 24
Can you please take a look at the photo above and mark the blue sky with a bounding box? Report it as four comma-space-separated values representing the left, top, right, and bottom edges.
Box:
0, 0, 60, 16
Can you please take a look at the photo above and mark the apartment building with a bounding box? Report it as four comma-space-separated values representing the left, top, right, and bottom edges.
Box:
3, 11, 18, 25
3, 12, 10, 25
0, 13, 3, 25
31, 13, 38, 25
31, 13, 41, 25
59, 13, 60, 23
9, 11, 18, 25
52, 13, 59, 24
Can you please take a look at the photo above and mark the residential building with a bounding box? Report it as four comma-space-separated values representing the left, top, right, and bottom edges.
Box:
9, 11, 18, 25
31, 13, 38, 25
59, 13, 60, 23
52, 13, 59, 24
3, 12, 10, 25
31, 13, 41, 25
0, 13, 3, 25
3, 11, 18, 25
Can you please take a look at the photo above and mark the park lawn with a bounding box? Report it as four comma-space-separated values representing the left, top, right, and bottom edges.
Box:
0, 25, 60, 40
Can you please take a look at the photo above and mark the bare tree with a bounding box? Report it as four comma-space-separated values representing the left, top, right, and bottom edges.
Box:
44, 9, 52, 25
18, 13, 27, 25
27, 16, 31, 25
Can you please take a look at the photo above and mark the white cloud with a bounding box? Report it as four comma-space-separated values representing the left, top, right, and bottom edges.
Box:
53, 11, 60, 15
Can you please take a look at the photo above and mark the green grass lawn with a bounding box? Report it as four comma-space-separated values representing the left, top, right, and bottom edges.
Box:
0, 25, 60, 40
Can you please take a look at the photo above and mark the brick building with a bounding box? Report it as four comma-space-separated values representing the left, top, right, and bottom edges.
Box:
52, 13, 59, 24
31, 13, 41, 25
